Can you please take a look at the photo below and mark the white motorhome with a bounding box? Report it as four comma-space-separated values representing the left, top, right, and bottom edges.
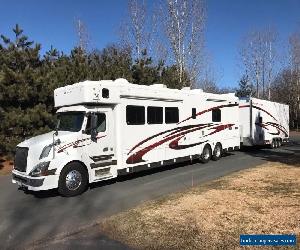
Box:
239, 97, 289, 147
12, 79, 241, 196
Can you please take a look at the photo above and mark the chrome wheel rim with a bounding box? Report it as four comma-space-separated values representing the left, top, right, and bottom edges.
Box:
66, 170, 82, 191
203, 148, 210, 160
215, 146, 221, 157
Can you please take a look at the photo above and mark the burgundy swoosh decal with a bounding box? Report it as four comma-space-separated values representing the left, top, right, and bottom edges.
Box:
128, 124, 212, 155
206, 124, 234, 136
256, 122, 288, 137
164, 124, 213, 138
239, 104, 278, 122
57, 135, 106, 153
255, 122, 269, 130
126, 125, 210, 164
177, 103, 238, 125
127, 123, 234, 164
169, 136, 208, 150
252, 105, 278, 122
128, 126, 190, 155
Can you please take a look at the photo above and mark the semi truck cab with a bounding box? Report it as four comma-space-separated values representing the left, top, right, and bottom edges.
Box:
12, 104, 116, 196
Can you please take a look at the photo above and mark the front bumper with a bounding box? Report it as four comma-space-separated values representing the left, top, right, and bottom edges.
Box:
12, 170, 59, 191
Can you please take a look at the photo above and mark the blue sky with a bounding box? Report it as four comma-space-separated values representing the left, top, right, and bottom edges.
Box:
1, 0, 300, 88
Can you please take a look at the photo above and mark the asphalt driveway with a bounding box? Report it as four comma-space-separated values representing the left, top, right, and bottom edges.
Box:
0, 135, 299, 249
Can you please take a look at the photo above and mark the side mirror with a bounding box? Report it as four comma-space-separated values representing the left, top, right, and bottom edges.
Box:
90, 113, 98, 142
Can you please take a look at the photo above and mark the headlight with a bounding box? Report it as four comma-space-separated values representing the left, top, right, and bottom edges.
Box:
40, 144, 52, 159
29, 162, 50, 177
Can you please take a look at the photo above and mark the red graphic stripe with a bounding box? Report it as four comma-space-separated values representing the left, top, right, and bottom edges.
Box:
128, 127, 183, 155
239, 104, 278, 122
127, 123, 234, 164
126, 125, 209, 164
252, 105, 278, 122
177, 103, 238, 125
57, 135, 106, 153
206, 124, 234, 136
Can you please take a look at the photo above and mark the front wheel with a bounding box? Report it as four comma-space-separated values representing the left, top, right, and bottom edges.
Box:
201, 144, 211, 163
212, 143, 222, 161
58, 162, 88, 197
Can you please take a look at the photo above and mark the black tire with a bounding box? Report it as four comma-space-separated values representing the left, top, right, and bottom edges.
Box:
58, 162, 88, 197
201, 144, 212, 163
212, 143, 222, 161
278, 139, 282, 147
270, 139, 276, 149
275, 139, 279, 148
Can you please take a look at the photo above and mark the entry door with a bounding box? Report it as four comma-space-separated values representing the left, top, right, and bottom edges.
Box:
83, 109, 115, 168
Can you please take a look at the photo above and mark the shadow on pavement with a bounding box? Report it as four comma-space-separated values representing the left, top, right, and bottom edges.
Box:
240, 139, 300, 166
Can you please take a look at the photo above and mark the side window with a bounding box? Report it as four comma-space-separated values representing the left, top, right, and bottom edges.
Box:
258, 116, 263, 124
212, 109, 221, 122
126, 105, 145, 125
86, 113, 106, 134
147, 106, 163, 124
165, 107, 179, 124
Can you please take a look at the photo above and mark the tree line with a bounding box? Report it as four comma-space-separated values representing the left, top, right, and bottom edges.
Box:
0, 24, 191, 154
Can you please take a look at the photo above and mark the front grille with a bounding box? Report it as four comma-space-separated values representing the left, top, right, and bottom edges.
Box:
14, 147, 29, 172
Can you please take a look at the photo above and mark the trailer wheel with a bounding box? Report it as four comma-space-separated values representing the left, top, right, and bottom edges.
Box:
270, 139, 276, 149
58, 162, 88, 197
212, 143, 222, 161
278, 139, 282, 147
201, 144, 211, 163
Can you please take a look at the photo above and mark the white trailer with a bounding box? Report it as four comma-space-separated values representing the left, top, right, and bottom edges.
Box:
12, 78, 240, 196
239, 97, 289, 147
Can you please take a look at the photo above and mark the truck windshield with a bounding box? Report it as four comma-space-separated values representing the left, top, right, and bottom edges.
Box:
56, 112, 85, 132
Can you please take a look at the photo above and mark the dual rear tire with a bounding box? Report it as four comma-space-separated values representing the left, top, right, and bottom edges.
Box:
271, 139, 282, 149
201, 143, 222, 163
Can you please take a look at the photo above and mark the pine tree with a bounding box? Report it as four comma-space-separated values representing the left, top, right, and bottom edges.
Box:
0, 25, 53, 154
236, 74, 253, 97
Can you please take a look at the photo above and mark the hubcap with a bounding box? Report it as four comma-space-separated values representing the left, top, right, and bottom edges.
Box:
66, 170, 82, 191
203, 148, 210, 160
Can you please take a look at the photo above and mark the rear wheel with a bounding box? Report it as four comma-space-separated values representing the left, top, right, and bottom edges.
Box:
278, 139, 282, 147
270, 139, 276, 149
212, 143, 222, 161
58, 162, 88, 197
201, 144, 211, 163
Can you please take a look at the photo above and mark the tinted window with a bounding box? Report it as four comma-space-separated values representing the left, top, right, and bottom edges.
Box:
57, 112, 85, 132
212, 109, 221, 122
102, 88, 109, 98
165, 107, 179, 124
147, 106, 163, 124
86, 113, 106, 134
126, 105, 145, 125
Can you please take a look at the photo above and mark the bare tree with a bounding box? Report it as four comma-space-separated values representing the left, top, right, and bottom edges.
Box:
75, 18, 90, 52
119, 0, 150, 61
289, 31, 300, 128
158, 0, 206, 87
239, 27, 277, 99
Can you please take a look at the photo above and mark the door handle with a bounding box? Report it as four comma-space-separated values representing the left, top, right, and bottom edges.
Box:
103, 147, 108, 152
